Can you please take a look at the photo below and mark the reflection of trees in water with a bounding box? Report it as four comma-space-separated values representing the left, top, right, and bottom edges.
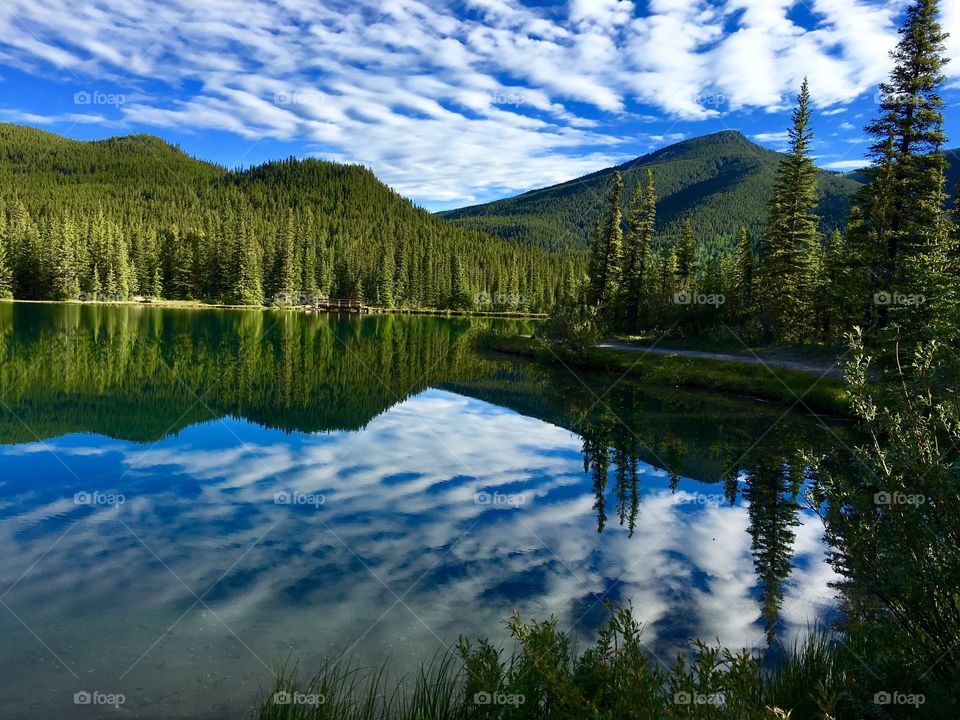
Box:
0, 303, 509, 443
741, 454, 804, 645
573, 381, 830, 645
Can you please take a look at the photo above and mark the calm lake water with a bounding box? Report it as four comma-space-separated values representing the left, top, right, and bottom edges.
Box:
0, 304, 849, 719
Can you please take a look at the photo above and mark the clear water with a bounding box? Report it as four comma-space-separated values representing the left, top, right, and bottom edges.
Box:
0, 304, 847, 718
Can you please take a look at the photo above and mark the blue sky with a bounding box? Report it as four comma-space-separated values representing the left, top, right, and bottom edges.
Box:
0, 0, 957, 211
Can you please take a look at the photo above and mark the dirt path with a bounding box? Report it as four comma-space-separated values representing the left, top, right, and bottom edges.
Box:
597, 341, 844, 379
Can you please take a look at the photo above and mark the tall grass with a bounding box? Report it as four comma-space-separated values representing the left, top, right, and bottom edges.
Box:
255, 606, 850, 720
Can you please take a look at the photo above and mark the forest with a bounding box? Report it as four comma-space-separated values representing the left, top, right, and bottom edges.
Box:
577, 8, 959, 350
0, 124, 575, 312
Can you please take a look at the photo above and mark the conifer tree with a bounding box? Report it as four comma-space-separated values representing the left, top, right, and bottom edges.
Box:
234, 224, 263, 305
620, 170, 656, 330
676, 219, 696, 290
857, 0, 956, 341
376, 245, 395, 308
757, 78, 821, 343
0, 219, 11, 300
734, 227, 754, 319
452, 256, 472, 310
52, 217, 81, 300
588, 172, 624, 309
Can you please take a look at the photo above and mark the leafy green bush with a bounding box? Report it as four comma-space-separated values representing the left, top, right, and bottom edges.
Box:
542, 300, 606, 360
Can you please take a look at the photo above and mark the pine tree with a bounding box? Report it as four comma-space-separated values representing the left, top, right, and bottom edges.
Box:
620, 170, 656, 331
858, 0, 956, 341
758, 78, 821, 343
816, 229, 846, 342
451, 256, 472, 310
587, 172, 623, 309
52, 216, 81, 300
734, 227, 754, 319
234, 224, 263, 305
273, 210, 296, 303
376, 245, 395, 308
0, 217, 11, 300
676, 219, 696, 289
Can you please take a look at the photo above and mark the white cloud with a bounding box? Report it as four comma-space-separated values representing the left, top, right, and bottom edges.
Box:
822, 159, 866, 170
753, 131, 790, 144
0, 0, 948, 203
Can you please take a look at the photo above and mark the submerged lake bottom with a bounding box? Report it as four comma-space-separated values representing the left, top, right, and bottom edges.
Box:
0, 304, 847, 718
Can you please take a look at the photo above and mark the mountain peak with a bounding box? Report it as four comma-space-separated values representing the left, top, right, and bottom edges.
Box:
439, 131, 862, 252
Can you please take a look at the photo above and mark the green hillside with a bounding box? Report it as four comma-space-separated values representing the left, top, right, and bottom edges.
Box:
0, 123, 572, 310
440, 131, 866, 252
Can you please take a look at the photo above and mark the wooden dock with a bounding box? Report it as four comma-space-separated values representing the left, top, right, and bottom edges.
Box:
312, 298, 372, 313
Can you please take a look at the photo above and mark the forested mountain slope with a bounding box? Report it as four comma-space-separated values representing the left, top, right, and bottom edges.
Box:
440, 131, 866, 252
0, 123, 572, 309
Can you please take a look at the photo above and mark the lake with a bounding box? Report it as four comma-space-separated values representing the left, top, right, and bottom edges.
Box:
0, 304, 849, 719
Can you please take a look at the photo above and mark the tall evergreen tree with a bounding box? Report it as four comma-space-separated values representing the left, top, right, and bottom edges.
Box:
0, 211, 11, 300
234, 224, 264, 305
620, 170, 656, 330
734, 227, 754, 319
676, 219, 697, 289
758, 78, 821, 343
857, 0, 956, 340
587, 172, 624, 309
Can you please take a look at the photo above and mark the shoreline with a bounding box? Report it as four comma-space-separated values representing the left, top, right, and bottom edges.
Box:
481, 334, 850, 417
0, 298, 547, 320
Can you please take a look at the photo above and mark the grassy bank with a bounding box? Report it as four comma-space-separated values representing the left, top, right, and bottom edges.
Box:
481, 334, 849, 416
256, 605, 858, 720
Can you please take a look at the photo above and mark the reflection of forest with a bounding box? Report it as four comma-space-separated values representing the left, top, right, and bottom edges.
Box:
0, 303, 849, 646
0, 303, 514, 442
450, 366, 853, 646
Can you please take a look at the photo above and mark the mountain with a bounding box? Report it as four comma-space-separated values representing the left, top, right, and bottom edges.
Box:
0, 123, 570, 309
439, 131, 866, 252
947, 149, 960, 201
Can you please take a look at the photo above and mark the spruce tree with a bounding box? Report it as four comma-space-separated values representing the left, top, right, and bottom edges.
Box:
587, 172, 623, 309
858, 0, 955, 341
758, 78, 821, 344
734, 227, 754, 319
0, 220, 11, 300
620, 170, 656, 331
234, 224, 263, 305
676, 219, 696, 290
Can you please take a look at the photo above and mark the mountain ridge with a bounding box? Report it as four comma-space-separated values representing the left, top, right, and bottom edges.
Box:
440, 131, 960, 253
0, 122, 570, 309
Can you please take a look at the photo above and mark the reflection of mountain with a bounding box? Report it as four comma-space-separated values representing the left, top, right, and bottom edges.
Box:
0, 303, 518, 443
